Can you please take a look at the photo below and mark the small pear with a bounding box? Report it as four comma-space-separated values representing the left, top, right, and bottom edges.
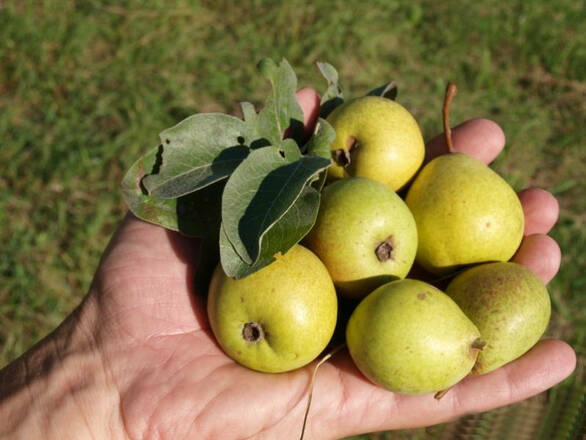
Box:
446, 262, 551, 375
346, 279, 483, 394
304, 177, 417, 299
405, 84, 524, 274
326, 96, 425, 191
207, 245, 338, 373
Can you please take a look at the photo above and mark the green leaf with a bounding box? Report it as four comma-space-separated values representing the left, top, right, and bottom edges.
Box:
304, 118, 335, 159
141, 113, 250, 199
317, 61, 344, 118
219, 183, 321, 278
240, 101, 257, 124
121, 146, 224, 236
255, 58, 305, 147
367, 81, 399, 100
304, 118, 335, 192
221, 146, 330, 265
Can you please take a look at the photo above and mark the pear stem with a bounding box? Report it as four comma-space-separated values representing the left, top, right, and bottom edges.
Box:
471, 338, 487, 350
434, 388, 450, 400
299, 343, 346, 440
443, 83, 457, 154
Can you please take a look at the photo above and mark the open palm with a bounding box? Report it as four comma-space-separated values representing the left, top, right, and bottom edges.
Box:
88, 89, 576, 439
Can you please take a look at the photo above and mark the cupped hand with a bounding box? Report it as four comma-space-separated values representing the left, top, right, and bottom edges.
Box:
88, 88, 575, 439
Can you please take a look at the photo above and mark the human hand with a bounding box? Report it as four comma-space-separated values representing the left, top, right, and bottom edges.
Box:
0, 89, 576, 440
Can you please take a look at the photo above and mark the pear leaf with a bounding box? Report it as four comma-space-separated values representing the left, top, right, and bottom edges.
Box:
219, 183, 321, 278
141, 113, 251, 199
304, 118, 335, 159
255, 58, 305, 148
121, 145, 225, 236
221, 146, 330, 265
240, 101, 257, 124
367, 81, 398, 100
304, 118, 335, 192
317, 61, 344, 118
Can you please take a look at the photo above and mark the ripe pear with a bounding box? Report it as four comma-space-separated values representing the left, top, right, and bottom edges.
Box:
346, 279, 483, 394
207, 245, 337, 373
304, 177, 418, 299
446, 262, 551, 375
326, 96, 425, 191
405, 153, 524, 274
405, 84, 524, 274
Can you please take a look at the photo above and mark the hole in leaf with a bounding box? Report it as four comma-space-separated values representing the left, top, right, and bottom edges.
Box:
237, 136, 245, 144
278, 149, 286, 158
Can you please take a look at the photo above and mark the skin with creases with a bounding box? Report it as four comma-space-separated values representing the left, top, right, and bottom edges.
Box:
405, 153, 524, 275
346, 279, 482, 394
303, 177, 418, 299
326, 96, 425, 191
446, 262, 551, 375
207, 244, 337, 373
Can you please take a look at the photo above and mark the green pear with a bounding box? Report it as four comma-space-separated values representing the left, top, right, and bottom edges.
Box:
346, 279, 483, 394
207, 245, 337, 373
446, 262, 551, 375
405, 84, 524, 275
327, 96, 425, 191
405, 153, 524, 274
304, 177, 418, 299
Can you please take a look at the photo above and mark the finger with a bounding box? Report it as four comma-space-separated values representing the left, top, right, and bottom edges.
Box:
511, 234, 561, 284
296, 87, 321, 137
322, 339, 575, 438
428, 339, 577, 427
518, 188, 560, 235
425, 118, 505, 164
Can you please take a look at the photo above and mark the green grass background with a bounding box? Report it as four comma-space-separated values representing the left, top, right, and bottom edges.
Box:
1, 1, 584, 438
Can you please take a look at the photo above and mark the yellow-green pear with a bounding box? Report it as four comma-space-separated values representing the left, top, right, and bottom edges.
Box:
326, 96, 425, 191
346, 279, 483, 394
207, 245, 337, 373
446, 262, 551, 375
304, 177, 417, 299
405, 153, 524, 274
405, 84, 524, 274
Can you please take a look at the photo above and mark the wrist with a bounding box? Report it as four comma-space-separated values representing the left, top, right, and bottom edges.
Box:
0, 295, 127, 439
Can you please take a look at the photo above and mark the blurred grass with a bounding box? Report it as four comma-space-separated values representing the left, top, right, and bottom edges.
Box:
0, 0, 584, 437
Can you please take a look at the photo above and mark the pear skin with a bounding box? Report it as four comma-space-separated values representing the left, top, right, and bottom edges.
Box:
346, 279, 483, 394
327, 96, 425, 191
405, 153, 524, 275
207, 245, 337, 373
304, 177, 417, 299
446, 262, 551, 375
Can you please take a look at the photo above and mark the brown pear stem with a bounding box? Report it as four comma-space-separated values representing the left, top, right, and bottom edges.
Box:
471, 338, 486, 350
443, 83, 457, 153
434, 388, 451, 400
434, 337, 486, 401
299, 343, 346, 440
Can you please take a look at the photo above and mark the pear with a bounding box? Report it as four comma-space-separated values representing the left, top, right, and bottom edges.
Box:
346, 279, 483, 394
304, 177, 417, 299
405, 84, 524, 274
446, 262, 551, 375
326, 96, 425, 191
207, 245, 338, 373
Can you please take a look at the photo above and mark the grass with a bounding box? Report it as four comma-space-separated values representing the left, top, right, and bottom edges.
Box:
1, 0, 584, 437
